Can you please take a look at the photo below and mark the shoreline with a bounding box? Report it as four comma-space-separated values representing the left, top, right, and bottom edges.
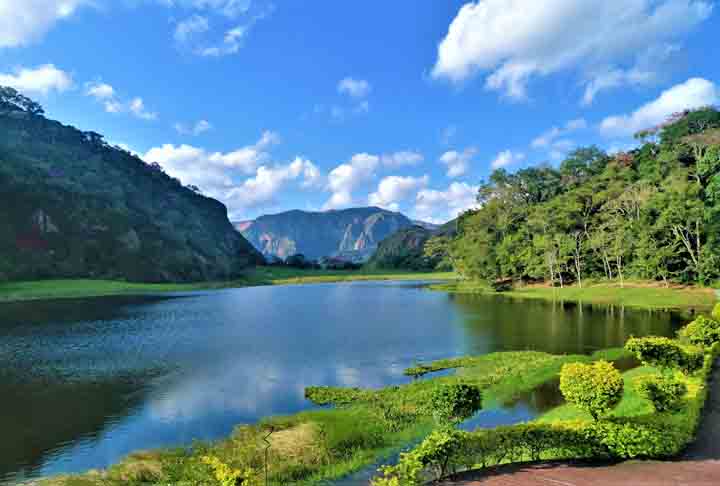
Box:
0, 269, 457, 304
431, 280, 718, 311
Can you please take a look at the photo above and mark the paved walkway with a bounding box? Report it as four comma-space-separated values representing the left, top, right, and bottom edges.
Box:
445, 358, 720, 486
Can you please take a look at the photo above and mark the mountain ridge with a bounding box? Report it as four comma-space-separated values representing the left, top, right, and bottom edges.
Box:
235, 207, 424, 261
0, 91, 263, 283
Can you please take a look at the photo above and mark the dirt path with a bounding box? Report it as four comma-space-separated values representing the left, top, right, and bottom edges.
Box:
445, 360, 720, 486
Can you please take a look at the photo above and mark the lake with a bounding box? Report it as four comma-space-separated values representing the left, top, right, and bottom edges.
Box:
0, 281, 687, 484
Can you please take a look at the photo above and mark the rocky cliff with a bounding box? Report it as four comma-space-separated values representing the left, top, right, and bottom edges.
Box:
236, 207, 415, 261
0, 106, 263, 282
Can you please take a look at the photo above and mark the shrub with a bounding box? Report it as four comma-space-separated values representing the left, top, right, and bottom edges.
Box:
625, 336, 704, 374
635, 374, 688, 412
428, 384, 482, 425
713, 303, 720, 321
559, 361, 623, 421
678, 315, 720, 347
201, 455, 257, 486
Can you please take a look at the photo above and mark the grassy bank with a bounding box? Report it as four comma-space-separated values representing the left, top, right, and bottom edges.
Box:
0, 269, 456, 303
26, 349, 619, 486
432, 279, 717, 311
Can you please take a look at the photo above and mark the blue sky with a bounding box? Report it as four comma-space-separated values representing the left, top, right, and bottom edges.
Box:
1, 1, 719, 223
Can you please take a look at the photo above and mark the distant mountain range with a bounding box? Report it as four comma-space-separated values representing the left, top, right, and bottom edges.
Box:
235, 207, 433, 262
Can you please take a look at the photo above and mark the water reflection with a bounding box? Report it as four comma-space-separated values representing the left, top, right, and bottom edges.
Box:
0, 282, 688, 484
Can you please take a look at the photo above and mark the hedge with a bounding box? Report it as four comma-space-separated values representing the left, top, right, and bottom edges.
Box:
373, 337, 720, 486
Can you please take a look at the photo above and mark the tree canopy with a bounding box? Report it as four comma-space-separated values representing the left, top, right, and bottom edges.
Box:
449, 107, 720, 287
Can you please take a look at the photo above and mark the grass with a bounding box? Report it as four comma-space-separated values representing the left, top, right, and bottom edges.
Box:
26, 349, 596, 486
432, 279, 717, 311
0, 269, 456, 303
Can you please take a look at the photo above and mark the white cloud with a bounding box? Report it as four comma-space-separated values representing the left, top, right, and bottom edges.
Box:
85, 81, 115, 100
226, 157, 322, 209
432, 0, 713, 101
129, 97, 158, 120
531, 118, 587, 148
338, 77, 372, 98
491, 149, 526, 169
175, 119, 213, 136
324, 153, 379, 210
440, 147, 477, 178
174, 15, 209, 42
368, 175, 429, 211
414, 182, 480, 224
381, 151, 424, 167
0, 64, 73, 95
0, 0, 90, 48
599, 77, 719, 137
84, 81, 159, 120
144, 130, 280, 191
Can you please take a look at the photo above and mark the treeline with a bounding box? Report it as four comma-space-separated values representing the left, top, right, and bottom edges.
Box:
448, 107, 720, 287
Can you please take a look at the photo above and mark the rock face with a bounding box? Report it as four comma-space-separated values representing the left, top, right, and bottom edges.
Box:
367, 220, 458, 270
236, 207, 415, 261
0, 108, 263, 282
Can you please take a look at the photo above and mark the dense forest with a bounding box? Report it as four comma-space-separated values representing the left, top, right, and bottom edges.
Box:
448, 107, 720, 288
0, 87, 262, 282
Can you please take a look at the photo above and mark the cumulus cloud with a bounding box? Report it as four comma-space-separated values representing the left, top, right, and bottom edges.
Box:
381, 151, 424, 167
414, 182, 480, 224
337, 77, 372, 98
175, 119, 213, 136
226, 157, 322, 209
144, 130, 280, 192
368, 175, 429, 211
324, 153, 379, 210
85, 81, 115, 100
164, 0, 253, 18
0, 0, 90, 48
84, 81, 159, 121
491, 150, 526, 169
432, 0, 712, 101
440, 147, 477, 178
599, 77, 719, 137
0, 64, 73, 95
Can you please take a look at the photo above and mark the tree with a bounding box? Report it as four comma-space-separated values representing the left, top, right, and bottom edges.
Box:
0, 86, 44, 115
560, 361, 624, 421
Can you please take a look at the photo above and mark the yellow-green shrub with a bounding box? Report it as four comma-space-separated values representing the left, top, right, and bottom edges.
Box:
678, 315, 720, 347
559, 361, 623, 421
428, 384, 482, 425
634, 374, 688, 412
625, 336, 704, 374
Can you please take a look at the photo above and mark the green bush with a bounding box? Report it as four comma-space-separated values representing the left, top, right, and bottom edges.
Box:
678, 315, 720, 347
625, 337, 704, 374
428, 384, 482, 425
634, 374, 688, 412
713, 303, 720, 321
559, 361, 623, 421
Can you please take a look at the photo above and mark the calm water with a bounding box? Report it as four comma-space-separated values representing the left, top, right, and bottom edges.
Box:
0, 281, 687, 484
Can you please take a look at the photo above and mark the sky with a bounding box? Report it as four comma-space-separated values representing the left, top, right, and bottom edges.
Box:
1, 1, 719, 224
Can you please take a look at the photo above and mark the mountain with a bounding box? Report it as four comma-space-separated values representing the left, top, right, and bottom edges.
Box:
235, 207, 416, 261
367, 220, 457, 270
0, 92, 263, 283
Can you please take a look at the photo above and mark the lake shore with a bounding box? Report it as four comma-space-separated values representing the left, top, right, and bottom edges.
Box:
0, 269, 457, 303
431, 280, 718, 311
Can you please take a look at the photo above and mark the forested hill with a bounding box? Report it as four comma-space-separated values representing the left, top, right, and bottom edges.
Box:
449, 107, 720, 287
0, 87, 263, 283
367, 220, 457, 271
236, 207, 415, 261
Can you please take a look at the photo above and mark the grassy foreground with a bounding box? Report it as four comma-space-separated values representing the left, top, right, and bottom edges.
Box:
432, 279, 717, 311
0, 269, 456, 303
25, 349, 625, 486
